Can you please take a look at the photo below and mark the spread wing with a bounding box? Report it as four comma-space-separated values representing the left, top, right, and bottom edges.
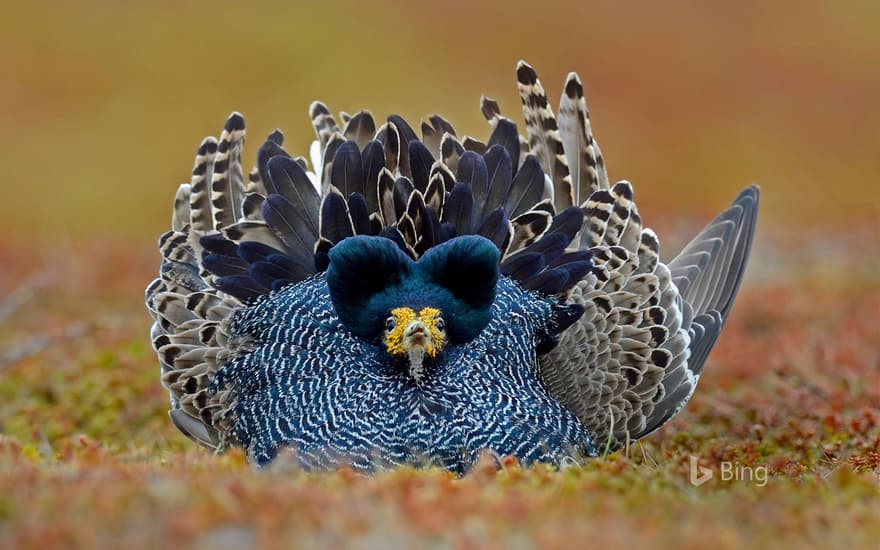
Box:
541, 186, 758, 449
519, 63, 760, 449
637, 186, 759, 439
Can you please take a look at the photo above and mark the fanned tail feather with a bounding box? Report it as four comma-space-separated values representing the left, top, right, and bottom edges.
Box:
516, 60, 572, 211
558, 73, 603, 205
209, 112, 247, 230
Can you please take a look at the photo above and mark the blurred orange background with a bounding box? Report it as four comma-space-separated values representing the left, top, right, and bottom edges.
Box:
0, 8, 879, 544
1, 0, 878, 247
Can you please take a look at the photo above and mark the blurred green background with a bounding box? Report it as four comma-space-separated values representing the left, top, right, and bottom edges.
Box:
2, 0, 878, 243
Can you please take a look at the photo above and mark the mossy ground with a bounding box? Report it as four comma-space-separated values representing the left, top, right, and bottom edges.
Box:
0, 237, 877, 548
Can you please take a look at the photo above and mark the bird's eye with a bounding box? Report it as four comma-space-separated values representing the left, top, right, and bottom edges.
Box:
385, 316, 397, 332
435, 317, 446, 332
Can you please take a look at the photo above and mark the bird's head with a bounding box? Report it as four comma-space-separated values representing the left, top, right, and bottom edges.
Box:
382, 306, 446, 381
326, 235, 499, 383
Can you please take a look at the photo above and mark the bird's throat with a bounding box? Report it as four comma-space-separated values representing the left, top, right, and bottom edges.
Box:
407, 345, 426, 383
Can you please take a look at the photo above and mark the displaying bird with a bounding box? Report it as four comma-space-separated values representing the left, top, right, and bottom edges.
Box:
146, 61, 759, 472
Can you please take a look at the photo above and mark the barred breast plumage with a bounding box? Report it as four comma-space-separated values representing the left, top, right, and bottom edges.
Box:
216, 274, 594, 470
145, 60, 759, 471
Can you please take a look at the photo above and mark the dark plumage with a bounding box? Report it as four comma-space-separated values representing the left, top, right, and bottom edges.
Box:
146, 61, 759, 471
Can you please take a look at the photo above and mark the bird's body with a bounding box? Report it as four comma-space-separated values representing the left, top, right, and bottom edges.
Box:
218, 274, 594, 469
146, 61, 759, 471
